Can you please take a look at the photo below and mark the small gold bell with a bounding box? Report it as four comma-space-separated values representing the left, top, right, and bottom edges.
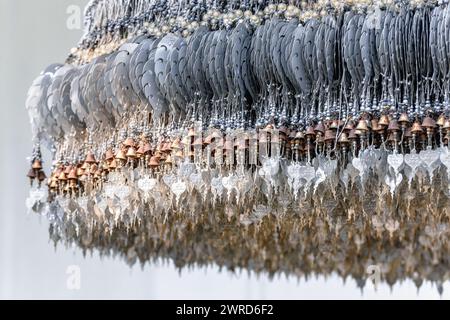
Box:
314, 122, 325, 135
148, 156, 160, 168
305, 126, 316, 137
437, 114, 446, 127
123, 137, 135, 148
338, 132, 350, 144
411, 121, 423, 133
378, 114, 390, 126
85, 152, 97, 164
115, 149, 127, 161
398, 113, 410, 125
68, 168, 78, 181
387, 120, 400, 132
105, 149, 115, 161
344, 120, 355, 131
324, 129, 336, 142
58, 171, 67, 181
421, 116, 436, 128
126, 146, 137, 159
32, 159, 42, 170
356, 119, 368, 132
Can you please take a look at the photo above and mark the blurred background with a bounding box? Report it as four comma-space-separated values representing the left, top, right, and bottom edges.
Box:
0, 0, 448, 299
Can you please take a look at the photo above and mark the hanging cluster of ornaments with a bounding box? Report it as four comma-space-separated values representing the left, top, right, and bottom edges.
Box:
25, 0, 450, 288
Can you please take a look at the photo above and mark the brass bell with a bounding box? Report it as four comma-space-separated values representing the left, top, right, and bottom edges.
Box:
348, 129, 358, 140
387, 120, 400, 132
371, 119, 383, 132
344, 120, 355, 131
136, 144, 145, 156
437, 114, 446, 127
68, 168, 78, 181
305, 126, 316, 137
338, 132, 350, 144
49, 180, 58, 189
411, 121, 423, 133
32, 159, 43, 170
108, 159, 117, 170
356, 119, 368, 131
85, 152, 97, 164
314, 122, 325, 135
58, 171, 67, 181
123, 137, 135, 148
27, 168, 36, 180
154, 151, 162, 160
421, 116, 436, 128
443, 119, 450, 130
324, 129, 336, 142
398, 113, 410, 125
378, 114, 390, 126
102, 162, 109, 171
143, 142, 152, 154
115, 149, 127, 161
445, 131, 450, 143
105, 149, 115, 161
126, 146, 137, 158
37, 171, 46, 182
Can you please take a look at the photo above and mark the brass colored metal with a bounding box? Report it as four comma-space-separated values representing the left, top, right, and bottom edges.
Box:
126, 146, 137, 158
378, 114, 390, 126
115, 149, 127, 161
123, 137, 135, 147
422, 116, 436, 128
105, 149, 115, 161
387, 120, 400, 132
85, 152, 97, 164
314, 122, 325, 134
305, 126, 316, 137
398, 113, 410, 124
437, 114, 446, 127
324, 129, 335, 142
356, 119, 368, 131
411, 121, 423, 133
338, 132, 349, 144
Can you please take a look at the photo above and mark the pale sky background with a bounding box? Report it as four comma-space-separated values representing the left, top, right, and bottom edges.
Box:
0, 0, 448, 299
